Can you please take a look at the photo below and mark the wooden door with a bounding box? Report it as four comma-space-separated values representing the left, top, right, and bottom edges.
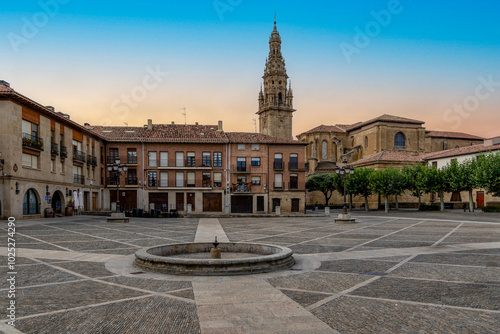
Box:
272, 198, 280, 212
92, 193, 97, 211
291, 198, 300, 212
256, 196, 264, 212
187, 193, 195, 211
477, 191, 485, 208
176, 193, 184, 211
231, 195, 253, 213
203, 193, 222, 212
149, 193, 168, 211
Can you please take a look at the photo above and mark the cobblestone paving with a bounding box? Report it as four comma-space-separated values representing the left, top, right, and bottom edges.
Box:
0, 213, 499, 333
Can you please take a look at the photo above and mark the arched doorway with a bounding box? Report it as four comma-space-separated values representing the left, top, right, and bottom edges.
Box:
52, 191, 64, 214
23, 188, 40, 215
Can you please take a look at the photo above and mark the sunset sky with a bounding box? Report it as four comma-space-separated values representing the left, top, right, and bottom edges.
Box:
2, 0, 500, 138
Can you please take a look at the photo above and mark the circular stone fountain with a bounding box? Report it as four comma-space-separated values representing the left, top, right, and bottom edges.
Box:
134, 242, 294, 276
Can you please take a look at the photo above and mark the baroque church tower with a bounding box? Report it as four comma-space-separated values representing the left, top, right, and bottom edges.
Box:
257, 21, 295, 140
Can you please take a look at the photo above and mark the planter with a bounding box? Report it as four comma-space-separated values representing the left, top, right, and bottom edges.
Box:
44, 207, 54, 218
65, 207, 73, 216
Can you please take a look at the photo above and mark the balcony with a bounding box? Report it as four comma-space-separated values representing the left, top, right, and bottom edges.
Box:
288, 162, 307, 171
273, 182, 284, 190
289, 181, 299, 190
87, 154, 93, 165
50, 142, 59, 156
92, 156, 98, 166
22, 133, 44, 151
156, 159, 214, 169
273, 160, 284, 170
60, 146, 68, 158
73, 174, 85, 184
232, 164, 252, 173
232, 183, 252, 193
127, 156, 138, 164
73, 150, 86, 163
106, 177, 119, 186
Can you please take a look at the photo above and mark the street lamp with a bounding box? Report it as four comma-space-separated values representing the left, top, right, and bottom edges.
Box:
335, 158, 354, 216
107, 158, 128, 213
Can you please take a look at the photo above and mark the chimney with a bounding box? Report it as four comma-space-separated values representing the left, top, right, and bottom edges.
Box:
57, 112, 70, 119
147, 119, 152, 130
0, 80, 10, 87
171, 121, 175, 125
84, 123, 91, 127
46, 106, 55, 111
218, 120, 223, 131
195, 122, 199, 125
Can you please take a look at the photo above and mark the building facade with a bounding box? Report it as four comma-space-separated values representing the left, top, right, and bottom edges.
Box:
0, 80, 106, 219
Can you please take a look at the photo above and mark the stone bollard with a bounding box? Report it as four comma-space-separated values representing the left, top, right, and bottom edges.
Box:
187, 204, 192, 214
324, 207, 330, 215
275, 206, 281, 216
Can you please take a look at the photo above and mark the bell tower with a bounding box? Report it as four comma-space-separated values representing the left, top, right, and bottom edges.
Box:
257, 21, 295, 140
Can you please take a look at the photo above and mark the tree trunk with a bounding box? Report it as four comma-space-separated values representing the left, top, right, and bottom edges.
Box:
384, 196, 389, 213
349, 194, 353, 211
469, 190, 474, 212
395, 195, 399, 210
364, 196, 369, 211
418, 192, 422, 210
439, 190, 444, 212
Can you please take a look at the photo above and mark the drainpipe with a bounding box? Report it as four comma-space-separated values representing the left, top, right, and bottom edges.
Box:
226, 142, 230, 214
267, 143, 270, 214
142, 142, 145, 211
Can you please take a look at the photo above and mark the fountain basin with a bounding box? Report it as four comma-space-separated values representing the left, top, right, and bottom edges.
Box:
134, 242, 294, 276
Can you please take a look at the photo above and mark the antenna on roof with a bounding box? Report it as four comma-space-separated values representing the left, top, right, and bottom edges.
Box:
180, 107, 187, 125
123, 122, 128, 127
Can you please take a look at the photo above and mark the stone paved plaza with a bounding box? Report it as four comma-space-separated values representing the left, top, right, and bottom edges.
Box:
1, 211, 500, 333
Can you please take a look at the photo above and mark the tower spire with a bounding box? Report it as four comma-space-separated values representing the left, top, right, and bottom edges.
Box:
257, 21, 296, 140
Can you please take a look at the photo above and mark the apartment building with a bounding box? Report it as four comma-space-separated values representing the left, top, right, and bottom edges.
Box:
0, 80, 106, 219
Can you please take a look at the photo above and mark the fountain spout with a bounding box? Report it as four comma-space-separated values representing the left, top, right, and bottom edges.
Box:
210, 236, 222, 259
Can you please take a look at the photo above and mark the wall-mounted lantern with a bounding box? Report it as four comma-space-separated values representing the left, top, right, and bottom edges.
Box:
15, 182, 20, 195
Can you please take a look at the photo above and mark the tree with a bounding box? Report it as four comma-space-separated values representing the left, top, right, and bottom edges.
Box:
305, 173, 336, 206
421, 164, 451, 211
347, 168, 374, 211
402, 164, 426, 210
476, 152, 500, 197
446, 158, 478, 212
369, 168, 406, 213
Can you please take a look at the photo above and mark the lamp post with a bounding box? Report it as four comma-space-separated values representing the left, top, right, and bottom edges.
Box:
107, 158, 128, 213
335, 158, 354, 216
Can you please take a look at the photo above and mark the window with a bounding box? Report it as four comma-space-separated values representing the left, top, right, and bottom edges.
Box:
160, 152, 168, 167
176, 152, 184, 167
290, 173, 298, 189
251, 157, 261, 166
310, 142, 314, 158
238, 144, 246, 150
128, 169, 137, 185
23, 189, 39, 215
187, 152, 195, 167
322, 141, 327, 159
202, 152, 211, 167
160, 172, 168, 187
274, 173, 283, 189
203, 172, 211, 187
237, 157, 246, 172
148, 151, 157, 167
187, 172, 195, 187
22, 120, 39, 141
22, 153, 38, 168
214, 152, 222, 167
50, 159, 55, 172
274, 153, 283, 169
176, 172, 184, 187
251, 176, 261, 185
394, 132, 405, 148
109, 148, 119, 163
148, 171, 157, 187
365, 136, 369, 149
289, 154, 298, 169
73, 165, 84, 184
213, 172, 222, 187
127, 148, 137, 164
443, 140, 448, 150
251, 144, 260, 151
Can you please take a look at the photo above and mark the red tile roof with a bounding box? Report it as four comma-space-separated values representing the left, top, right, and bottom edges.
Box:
425, 130, 484, 140
90, 124, 229, 143
297, 124, 347, 136
351, 149, 422, 166
227, 132, 306, 145
0, 82, 14, 92
347, 114, 425, 131
420, 143, 500, 160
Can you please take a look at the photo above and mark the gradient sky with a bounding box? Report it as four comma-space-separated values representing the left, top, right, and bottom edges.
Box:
2, 0, 500, 138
